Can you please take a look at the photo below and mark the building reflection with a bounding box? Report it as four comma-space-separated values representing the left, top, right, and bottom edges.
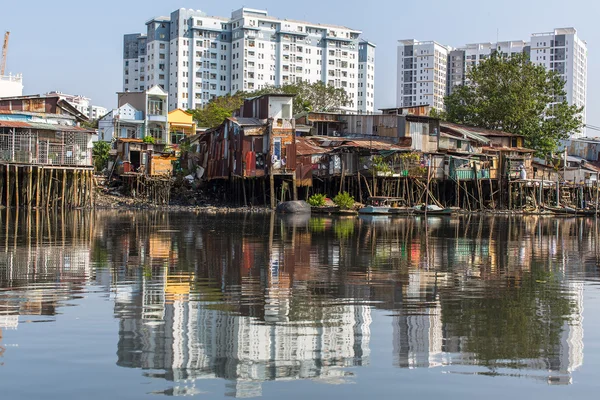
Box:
0, 210, 595, 393
0, 209, 94, 332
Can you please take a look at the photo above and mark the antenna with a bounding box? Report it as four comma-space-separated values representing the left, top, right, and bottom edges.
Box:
1, 31, 10, 76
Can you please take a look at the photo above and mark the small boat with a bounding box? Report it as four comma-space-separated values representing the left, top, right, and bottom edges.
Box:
541, 204, 597, 216
358, 197, 405, 215
413, 204, 455, 215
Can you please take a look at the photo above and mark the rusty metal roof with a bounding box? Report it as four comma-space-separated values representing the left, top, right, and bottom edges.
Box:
0, 120, 94, 133
341, 138, 411, 151
0, 121, 32, 128
229, 117, 264, 126
296, 138, 330, 156
441, 122, 521, 138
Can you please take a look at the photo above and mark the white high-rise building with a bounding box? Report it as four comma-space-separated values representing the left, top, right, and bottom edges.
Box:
358, 40, 376, 113
529, 28, 587, 136
396, 40, 449, 110
124, 7, 375, 113
397, 28, 587, 135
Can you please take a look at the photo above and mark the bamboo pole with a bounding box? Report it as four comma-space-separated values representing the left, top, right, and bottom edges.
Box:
14, 165, 19, 207
46, 168, 53, 209
73, 170, 79, 207
6, 163, 10, 208
62, 169, 67, 209
36, 167, 41, 209
28, 166, 33, 208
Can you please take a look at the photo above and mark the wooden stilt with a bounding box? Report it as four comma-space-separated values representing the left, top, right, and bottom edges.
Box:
46, 168, 53, 209
28, 166, 33, 208
292, 174, 298, 201
6, 163, 10, 208
15, 165, 19, 207
36, 167, 41, 209
270, 174, 275, 209
62, 169, 67, 209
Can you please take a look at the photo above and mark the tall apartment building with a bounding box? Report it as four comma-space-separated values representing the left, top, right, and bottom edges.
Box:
398, 28, 587, 135
123, 7, 375, 114
358, 40, 376, 112
528, 28, 588, 130
396, 40, 449, 110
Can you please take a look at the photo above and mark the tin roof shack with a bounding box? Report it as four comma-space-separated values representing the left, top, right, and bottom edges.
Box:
237, 94, 296, 177
0, 94, 89, 124
563, 156, 600, 186
295, 112, 344, 136
188, 94, 298, 207
564, 138, 600, 163
441, 122, 532, 180
113, 138, 174, 177
532, 161, 560, 182
0, 114, 94, 167
0, 101, 95, 209
440, 123, 498, 181
380, 105, 433, 117
295, 137, 330, 187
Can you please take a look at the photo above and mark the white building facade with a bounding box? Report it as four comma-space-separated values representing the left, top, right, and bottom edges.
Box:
124, 7, 374, 114
396, 40, 449, 110
0, 73, 23, 98
358, 40, 376, 113
397, 28, 587, 136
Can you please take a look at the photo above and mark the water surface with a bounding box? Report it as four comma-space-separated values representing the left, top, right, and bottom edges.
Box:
1, 210, 600, 398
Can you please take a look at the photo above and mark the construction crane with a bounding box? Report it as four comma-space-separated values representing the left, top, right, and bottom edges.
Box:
1, 31, 9, 76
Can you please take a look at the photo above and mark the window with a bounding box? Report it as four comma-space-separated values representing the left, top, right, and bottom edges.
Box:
273, 138, 282, 160
282, 104, 291, 119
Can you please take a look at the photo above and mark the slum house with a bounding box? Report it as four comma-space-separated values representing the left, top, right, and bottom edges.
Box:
110, 137, 176, 204
0, 94, 95, 208
437, 123, 499, 209
441, 122, 534, 209
296, 111, 445, 205
311, 137, 414, 202
563, 137, 600, 166
337, 112, 445, 204
194, 94, 297, 207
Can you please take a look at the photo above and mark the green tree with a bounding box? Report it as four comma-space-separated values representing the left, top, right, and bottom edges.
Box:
251, 81, 350, 115
81, 119, 99, 129
188, 93, 246, 129
189, 82, 350, 129
92, 141, 111, 172
444, 51, 583, 156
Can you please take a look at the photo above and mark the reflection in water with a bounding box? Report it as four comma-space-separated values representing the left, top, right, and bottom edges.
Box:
0, 210, 597, 396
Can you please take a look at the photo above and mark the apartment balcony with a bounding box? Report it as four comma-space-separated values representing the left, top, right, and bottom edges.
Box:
147, 114, 167, 122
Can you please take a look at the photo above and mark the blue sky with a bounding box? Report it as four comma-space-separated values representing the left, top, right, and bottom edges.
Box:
1, 0, 599, 126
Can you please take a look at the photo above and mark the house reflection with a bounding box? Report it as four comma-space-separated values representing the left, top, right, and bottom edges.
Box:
0, 210, 593, 394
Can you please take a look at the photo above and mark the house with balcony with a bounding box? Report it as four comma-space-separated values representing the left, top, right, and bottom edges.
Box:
117, 85, 168, 143
97, 103, 144, 141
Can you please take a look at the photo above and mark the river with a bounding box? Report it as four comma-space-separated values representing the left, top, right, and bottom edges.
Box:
1, 210, 599, 398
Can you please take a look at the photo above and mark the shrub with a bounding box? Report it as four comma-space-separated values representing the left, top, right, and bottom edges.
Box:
143, 135, 156, 144
308, 193, 327, 207
92, 141, 111, 172
333, 191, 354, 210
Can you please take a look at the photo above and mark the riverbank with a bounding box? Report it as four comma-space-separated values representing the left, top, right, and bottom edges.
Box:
94, 189, 272, 214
